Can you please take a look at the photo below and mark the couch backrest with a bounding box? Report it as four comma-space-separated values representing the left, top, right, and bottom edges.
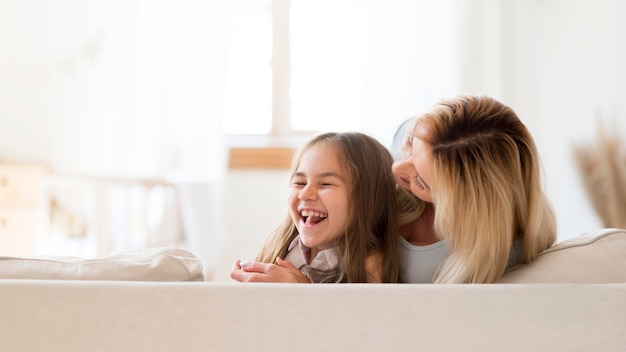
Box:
499, 228, 626, 283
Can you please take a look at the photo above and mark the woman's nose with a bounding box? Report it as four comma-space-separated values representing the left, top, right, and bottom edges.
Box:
392, 157, 410, 176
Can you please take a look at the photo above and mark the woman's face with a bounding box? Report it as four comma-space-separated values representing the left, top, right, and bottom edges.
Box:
392, 124, 435, 203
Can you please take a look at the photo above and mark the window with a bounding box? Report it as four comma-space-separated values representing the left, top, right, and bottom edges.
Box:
223, 0, 368, 138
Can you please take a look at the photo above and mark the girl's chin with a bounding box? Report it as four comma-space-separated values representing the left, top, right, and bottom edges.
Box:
298, 234, 322, 248
299, 233, 338, 250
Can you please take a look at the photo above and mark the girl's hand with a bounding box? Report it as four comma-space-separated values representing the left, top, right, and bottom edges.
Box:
274, 258, 310, 283
230, 259, 310, 283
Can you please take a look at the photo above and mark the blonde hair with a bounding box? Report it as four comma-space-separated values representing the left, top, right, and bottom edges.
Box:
256, 132, 400, 283
414, 96, 557, 283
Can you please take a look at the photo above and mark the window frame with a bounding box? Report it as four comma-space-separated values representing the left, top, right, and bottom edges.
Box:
228, 0, 302, 169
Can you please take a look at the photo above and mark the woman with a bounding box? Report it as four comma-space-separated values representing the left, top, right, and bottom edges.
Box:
393, 95, 556, 283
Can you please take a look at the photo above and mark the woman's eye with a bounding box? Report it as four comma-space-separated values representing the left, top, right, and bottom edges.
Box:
414, 174, 430, 192
414, 177, 425, 191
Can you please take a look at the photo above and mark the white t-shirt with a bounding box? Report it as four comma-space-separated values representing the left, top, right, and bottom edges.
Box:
399, 237, 524, 283
398, 237, 449, 283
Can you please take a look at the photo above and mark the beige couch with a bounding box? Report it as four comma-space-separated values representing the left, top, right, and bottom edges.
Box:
1, 228, 625, 352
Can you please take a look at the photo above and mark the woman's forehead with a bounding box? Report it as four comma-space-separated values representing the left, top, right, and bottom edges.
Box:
412, 119, 431, 138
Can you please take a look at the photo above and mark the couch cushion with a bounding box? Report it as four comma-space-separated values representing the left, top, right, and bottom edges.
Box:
0, 247, 204, 281
499, 228, 626, 283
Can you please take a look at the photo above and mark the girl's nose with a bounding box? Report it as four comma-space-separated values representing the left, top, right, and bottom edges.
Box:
299, 184, 317, 200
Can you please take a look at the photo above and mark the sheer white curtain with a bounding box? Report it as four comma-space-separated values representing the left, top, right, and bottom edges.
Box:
98, 0, 231, 271
0, 0, 230, 269
1, 0, 229, 180
95, 0, 229, 181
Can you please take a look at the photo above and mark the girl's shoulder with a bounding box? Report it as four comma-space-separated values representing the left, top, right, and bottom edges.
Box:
364, 252, 383, 283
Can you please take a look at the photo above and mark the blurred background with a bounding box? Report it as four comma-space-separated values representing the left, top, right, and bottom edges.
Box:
1, 0, 625, 281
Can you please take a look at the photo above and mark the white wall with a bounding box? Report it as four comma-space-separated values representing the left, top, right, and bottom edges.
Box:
210, 170, 290, 281
501, 0, 626, 239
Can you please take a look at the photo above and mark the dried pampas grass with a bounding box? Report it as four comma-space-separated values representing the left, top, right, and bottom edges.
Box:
573, 122, 626, 229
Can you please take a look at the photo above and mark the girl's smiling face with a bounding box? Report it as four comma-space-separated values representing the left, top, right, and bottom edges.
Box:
288, 142, 352, 255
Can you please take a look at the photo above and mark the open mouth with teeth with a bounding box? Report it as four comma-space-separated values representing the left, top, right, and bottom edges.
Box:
300, 210, 328, 225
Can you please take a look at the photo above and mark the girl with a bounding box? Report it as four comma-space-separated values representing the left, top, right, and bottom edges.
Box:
231, 132, 400, 283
